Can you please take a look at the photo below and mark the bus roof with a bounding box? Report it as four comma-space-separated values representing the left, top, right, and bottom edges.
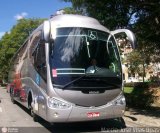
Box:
49, 14, 110, 33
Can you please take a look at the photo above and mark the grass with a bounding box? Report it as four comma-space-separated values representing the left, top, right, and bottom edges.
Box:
124, 87, 134, 94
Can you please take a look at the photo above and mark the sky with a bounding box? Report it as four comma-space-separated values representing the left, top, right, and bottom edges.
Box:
0, 0, 71, 39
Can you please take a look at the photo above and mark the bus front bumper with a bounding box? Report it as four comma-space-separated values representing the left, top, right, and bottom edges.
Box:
46, 95, 125, 122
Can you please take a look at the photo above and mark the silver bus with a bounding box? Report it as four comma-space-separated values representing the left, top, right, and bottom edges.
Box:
8, 14, 136, 123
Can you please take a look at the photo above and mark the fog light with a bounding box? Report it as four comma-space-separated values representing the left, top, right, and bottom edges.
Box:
53, 112, 59, 118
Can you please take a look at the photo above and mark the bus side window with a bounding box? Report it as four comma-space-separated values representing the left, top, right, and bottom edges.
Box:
33, 40, 47, 82
29, 31, 41, 63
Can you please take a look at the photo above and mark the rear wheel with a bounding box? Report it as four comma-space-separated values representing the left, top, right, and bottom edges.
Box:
10, 88, 15, 104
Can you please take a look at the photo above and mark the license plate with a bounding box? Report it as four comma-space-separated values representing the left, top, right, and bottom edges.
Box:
87, 112, 100, 118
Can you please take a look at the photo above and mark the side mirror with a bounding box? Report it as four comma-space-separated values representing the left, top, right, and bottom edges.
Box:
111, 29, 136, 49
43, 21, 51, 42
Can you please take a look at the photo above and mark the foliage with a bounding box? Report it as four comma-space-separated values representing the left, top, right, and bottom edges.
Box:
0, 18, 45, 81
150, 76, 159, 82
125, 48, 152, 82
124, 82, 135, 87
63, 0, 132, 29
126, 50, 143, 75
124, 82, 156, 109
63, 7, 83, 14
123, 87, 134, 94
148, 77, 160, 88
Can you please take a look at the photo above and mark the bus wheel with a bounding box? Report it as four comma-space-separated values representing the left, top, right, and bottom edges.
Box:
10, 88, 15, 104
30, 104, 39, 122
117, 117, 126, 127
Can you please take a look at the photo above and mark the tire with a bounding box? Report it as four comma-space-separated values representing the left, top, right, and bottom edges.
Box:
30, 103, 39, 122
10, 88, 15, 104
117, 117, 126, 128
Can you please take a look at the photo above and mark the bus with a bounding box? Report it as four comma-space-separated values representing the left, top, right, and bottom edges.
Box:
8, 14, 136, 123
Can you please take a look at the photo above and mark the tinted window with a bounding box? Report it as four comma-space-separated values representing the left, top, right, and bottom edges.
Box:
32, 40, 47, 82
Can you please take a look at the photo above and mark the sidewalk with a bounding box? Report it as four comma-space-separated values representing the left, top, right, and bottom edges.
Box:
123, 107, 160, 127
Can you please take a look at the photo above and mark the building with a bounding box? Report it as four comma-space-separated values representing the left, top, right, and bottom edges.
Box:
117, 38, 160, 83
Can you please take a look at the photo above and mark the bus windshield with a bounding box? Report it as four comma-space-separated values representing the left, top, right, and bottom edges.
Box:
49, 27, 122, 87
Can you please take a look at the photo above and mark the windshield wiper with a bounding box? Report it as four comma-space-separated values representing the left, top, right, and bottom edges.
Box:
62, 74, 86, 89
61, 76, 121, 90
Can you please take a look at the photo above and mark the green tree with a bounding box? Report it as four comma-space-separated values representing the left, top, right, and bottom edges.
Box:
63, 7, 82, 14
0, 18, 45, 81
126, 51, 143, 75
63, 0, 131, 29
126, 49, 150, 82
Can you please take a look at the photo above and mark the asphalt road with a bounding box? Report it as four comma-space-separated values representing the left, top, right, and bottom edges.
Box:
0, 86, 134, 133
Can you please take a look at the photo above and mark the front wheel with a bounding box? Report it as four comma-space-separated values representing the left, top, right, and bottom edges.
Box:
30, 104, 39, 122
117, 117, 126, 128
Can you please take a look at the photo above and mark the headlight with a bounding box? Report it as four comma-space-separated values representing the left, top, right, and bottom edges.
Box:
48, 98, 71, 109
114, 95, 126, 105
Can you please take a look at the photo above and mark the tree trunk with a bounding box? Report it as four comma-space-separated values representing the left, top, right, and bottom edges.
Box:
142, 60, 145, 82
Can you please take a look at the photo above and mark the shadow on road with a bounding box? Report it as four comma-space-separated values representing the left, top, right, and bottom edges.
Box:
39, 118, 126, 133
127, 107, 160, 119
124, 114, 137, 121
15, 101, 126, 133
